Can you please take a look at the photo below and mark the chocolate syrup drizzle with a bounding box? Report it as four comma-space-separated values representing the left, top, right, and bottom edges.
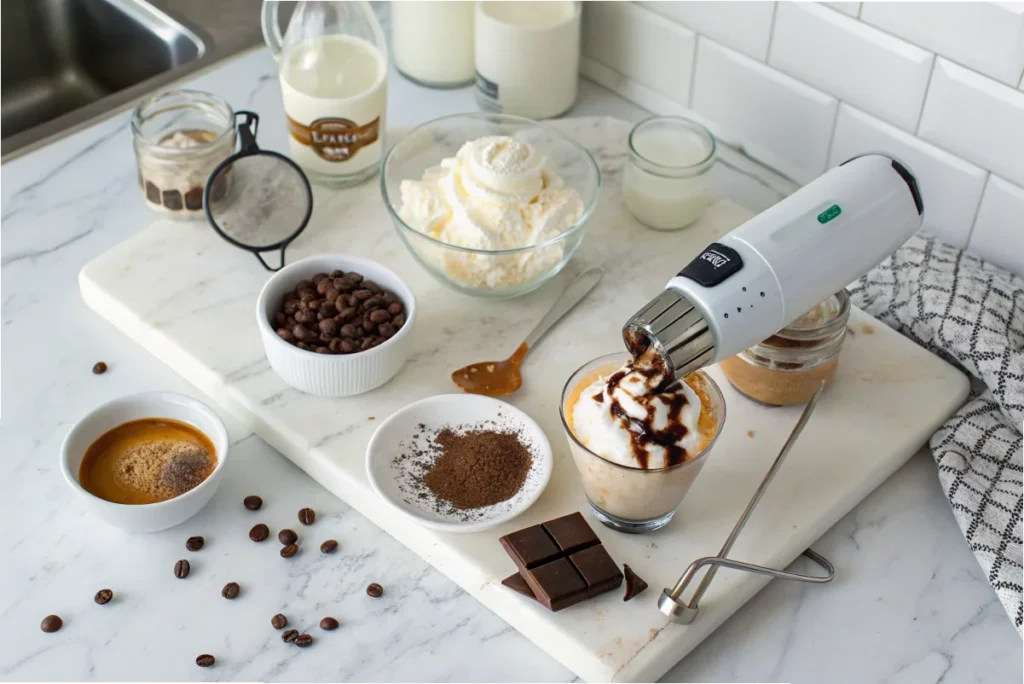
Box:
595, 355, 693, 469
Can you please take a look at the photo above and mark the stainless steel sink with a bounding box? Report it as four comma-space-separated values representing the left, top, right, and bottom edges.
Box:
1, 0, 208, 159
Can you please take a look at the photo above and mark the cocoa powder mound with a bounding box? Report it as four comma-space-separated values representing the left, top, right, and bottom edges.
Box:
422, 428, 533, 510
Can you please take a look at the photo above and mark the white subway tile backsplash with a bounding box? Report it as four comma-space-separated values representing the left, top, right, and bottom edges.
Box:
770, 3, 932, 131
829, 105, 986, 248
860, 2, 1024, 86
967, 176, 1024, 277
919, 59, 1024, 188
822, 2, 860, 17
583, 2, 695, 106
640, 1, 775, 61
692, 38, 838, 184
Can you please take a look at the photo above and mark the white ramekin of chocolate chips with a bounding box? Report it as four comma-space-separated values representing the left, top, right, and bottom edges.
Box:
256, 255, 416, 396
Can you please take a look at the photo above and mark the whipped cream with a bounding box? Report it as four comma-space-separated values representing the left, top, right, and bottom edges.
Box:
398, 136, 584, 289
572, 356, 705, 470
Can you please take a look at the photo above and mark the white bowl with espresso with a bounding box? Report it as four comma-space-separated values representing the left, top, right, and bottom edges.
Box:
60, 392, 229, 532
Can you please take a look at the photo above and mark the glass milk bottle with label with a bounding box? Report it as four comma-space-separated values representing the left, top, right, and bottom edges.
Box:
261, 1, 388, 187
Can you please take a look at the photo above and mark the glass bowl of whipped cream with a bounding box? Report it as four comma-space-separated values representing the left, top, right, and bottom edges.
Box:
381, 113, 600, 298
560, 351, 726, 533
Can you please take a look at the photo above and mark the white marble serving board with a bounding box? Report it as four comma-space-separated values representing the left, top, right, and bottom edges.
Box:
78, 118, 969, 682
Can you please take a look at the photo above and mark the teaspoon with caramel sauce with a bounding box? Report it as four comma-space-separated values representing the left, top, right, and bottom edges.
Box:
451, 268, 603, 397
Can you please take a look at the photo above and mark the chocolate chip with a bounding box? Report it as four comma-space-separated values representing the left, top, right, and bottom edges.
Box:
298, 508, 315, 525
184, 187, 203, 211
278, 529, 297, 545
319, 617, 339, 631
145, 180, 160, 203
280, 544, 299, 558
282, 629, 299, 643
92, 361, 107, 375
221, 582, 240, 599
174, 559, 190, 578
271, 614, 288, 629
249, 524, 270, 542
320, 540, 338, 554
186, 536, 204, 551
622, 565, 649, 602
244, 495, 263, 510
196, 654, 215, 667
94, 589, 113, 605
41, 615, 63, 633
294, 634, 313, 647
162, 189, 183, 210
366, 583, 383, 598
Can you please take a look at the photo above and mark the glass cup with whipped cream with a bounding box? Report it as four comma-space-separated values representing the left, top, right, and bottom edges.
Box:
560, 351, 726, 533
381, 113, 600, 298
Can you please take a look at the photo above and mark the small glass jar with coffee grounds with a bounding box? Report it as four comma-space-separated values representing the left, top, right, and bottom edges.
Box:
131, 90, 236, 219
719, 289, 850, 406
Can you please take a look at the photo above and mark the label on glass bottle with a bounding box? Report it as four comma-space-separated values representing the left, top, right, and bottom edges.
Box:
475, 71, 500, 102
286, 116, 381, 163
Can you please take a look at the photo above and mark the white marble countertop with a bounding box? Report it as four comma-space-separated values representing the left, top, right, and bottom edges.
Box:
1, 41, 1020, 683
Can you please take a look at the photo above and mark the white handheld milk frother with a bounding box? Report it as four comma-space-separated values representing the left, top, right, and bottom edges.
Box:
623, 154, 923, 378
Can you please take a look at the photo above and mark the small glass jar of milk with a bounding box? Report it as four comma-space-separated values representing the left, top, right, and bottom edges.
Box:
623, 117, 716, 231
392, 1, 474, 88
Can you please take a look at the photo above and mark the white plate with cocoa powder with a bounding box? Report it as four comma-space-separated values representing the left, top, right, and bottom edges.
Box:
365, 394, 553, 533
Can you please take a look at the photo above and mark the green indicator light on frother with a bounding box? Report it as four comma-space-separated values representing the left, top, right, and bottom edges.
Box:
817, 204, 842, 224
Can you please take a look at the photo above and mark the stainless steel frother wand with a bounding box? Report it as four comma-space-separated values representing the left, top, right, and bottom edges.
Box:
658, 382, 835, 624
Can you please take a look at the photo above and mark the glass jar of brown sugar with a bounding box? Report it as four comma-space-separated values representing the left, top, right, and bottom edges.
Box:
719, 289, 850, 406
131, 90, 236, 219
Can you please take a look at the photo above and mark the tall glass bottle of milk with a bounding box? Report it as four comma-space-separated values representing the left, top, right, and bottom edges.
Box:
261, 1, 388, 188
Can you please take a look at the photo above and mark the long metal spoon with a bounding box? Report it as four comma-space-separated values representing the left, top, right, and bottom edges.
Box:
451, 267, 603, 397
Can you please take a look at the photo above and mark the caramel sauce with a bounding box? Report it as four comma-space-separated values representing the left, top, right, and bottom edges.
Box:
451, 342, 530, 397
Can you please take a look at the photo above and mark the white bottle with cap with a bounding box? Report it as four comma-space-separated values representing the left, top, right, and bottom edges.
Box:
474, 1, 581, 119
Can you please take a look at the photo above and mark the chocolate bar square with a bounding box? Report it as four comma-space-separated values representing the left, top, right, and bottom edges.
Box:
499, 513, 623, 612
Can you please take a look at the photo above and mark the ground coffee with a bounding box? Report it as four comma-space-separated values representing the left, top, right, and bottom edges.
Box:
422, 428, 533, 510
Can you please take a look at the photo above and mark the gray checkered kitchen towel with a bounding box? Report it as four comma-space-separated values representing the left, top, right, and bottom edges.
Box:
849, 233, 1023, 634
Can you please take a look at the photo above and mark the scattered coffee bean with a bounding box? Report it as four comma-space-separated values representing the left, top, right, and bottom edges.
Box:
92, 361, 107, 375
270, 271, 406, 355
94, 589, 113, 605
282, 629, 299, 643
320, 539, 338, 554
196, 654, 215, 667
174, 559, 190, 579
271, 614, 288, 630
41, 615, 63, 633
280, 544, 299, 559
221, 582, 240, 599
295, 634, 313, 647
243, 495, 263, 510
319, 617, 339, 631
278, 529, 298, 545
298, 508, 315, 525
249, 523, 270, 542
366, 583, 383, 598
186, 536, 204, 551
